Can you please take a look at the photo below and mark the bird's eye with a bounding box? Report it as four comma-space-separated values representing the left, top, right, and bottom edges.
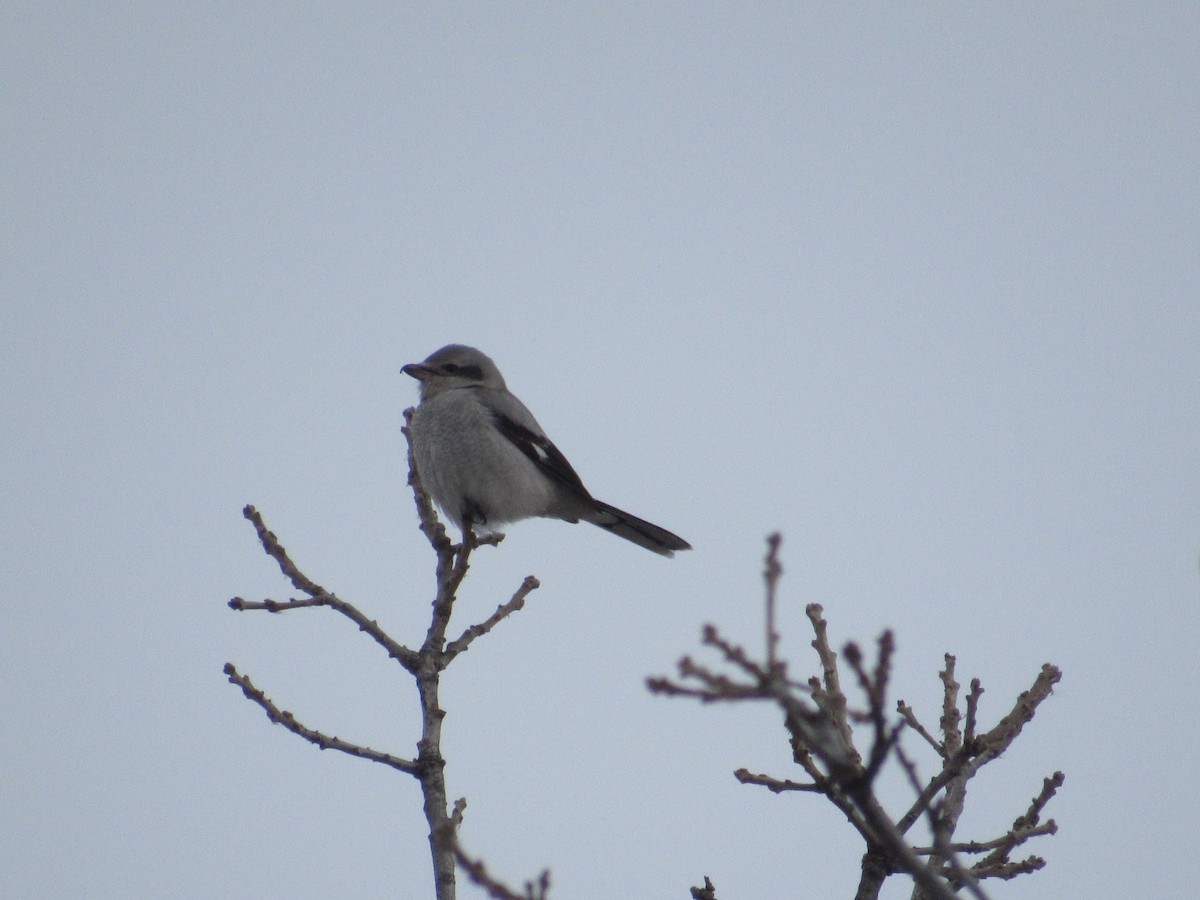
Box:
441, 363, 459, 373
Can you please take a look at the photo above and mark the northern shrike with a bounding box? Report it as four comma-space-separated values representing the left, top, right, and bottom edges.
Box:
403, 344, 691, 557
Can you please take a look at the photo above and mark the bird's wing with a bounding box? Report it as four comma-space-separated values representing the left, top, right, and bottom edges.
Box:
489, 409, 592, 497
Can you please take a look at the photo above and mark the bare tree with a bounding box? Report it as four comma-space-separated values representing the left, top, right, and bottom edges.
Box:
225, 419, 1062, 899
649, 535, 1062, 900
225, 410, 541, 900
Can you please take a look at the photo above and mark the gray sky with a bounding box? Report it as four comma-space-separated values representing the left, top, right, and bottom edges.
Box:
4, 4, 1198, 898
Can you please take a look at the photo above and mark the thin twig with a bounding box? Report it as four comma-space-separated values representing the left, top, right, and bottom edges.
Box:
914, 821, 1058, 855
445, 575, 541, 662
975, 665, 1062, 752
975, 772, 1064, 871
734, 768, 822, 793
444, 828, 550, 900
971, 856, 1047, 881
964, 678, 984, 746
450, 797, 468, 829
233, 507, 422, 673
896, 756, 969, 836
939, 654, 962, 755
897, 700, 945, 756
223, 663, 419, 774
927, 801, 990, 900
805, 604, 859, 763
763, 532, 783, 672
1015, 772, 1065, 831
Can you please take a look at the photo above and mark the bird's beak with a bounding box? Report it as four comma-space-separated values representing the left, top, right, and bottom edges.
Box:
402, 363, 432, 381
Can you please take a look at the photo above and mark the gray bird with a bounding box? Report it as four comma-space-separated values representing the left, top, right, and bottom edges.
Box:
403, 344, 691, 557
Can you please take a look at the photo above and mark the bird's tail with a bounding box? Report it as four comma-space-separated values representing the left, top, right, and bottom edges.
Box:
585, 500, 692, 557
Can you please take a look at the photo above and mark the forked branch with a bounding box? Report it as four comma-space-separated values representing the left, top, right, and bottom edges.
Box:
649, 534, 1062, 900
224, 408, 541, 900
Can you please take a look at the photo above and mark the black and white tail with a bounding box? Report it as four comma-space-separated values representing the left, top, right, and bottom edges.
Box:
586, 500, 692, 557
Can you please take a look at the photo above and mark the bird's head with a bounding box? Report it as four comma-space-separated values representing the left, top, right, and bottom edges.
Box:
402, 344, 507, 400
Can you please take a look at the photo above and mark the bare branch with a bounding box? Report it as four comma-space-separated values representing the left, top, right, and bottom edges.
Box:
241, 503, 327, 597
445, 575, 541, 662
226, 412, 546, 900
939, 654, 962, 755
915, 820, 1058, 855
763, 532, 783, 672
971, 855, 1047, 881
1014, 772, 1065, 832
229, 596, 323, 611
233, 507, 422, 673
843, 633, 896, 780
701, 625, 770, 680
974, 772, 1064, 872
975, 665, 1062, 754
655, 536, 1063, 900
450, 797, 467, 829
896, 758, 968, 836
444, 828, 551, 900
646, 677, 763, 703
964, 678, 984, 745
846, 790, 964, 900
805, 604, 860, 764
223, 663, 419, 774
897, 701, 944, 756
734, 768, 822, 793
926, 804, 990, 900
227, 593, 421, 673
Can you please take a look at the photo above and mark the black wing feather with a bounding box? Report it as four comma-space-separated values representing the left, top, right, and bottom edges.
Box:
491, 412, 592, 498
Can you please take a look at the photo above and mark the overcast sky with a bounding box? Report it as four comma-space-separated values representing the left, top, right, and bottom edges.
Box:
4, 4, 1198, 899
